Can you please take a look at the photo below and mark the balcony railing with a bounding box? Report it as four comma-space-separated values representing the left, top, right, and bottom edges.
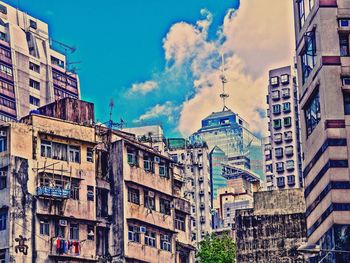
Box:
0, 71, 13, 82
0, 53, 11, 65
37, 186, 70, 199
174, 198, 191, 214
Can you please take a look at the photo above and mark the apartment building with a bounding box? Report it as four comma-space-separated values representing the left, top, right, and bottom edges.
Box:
0, 99, 96, 263
265, 66, 302, 190
293, 0, 350, 261
0, 1, 80, 122
166, 138, 212, 246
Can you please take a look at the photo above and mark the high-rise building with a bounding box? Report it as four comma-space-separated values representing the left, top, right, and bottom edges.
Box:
209, 146, 227, 200
191, 109, 263, 198
0, 1, 80, 122
265, 66, 302, 191
293, 0, 350, 261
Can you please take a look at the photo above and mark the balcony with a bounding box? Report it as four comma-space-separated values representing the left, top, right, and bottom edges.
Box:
0, 104, 16, 117
0, 85, 15, 99
37, 186, 70, 199
0, 53, 11, 65
0, 71, 13, 82
174, 198, 191, 214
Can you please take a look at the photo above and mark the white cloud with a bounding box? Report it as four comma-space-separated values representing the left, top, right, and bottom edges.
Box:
130, 80, 159, 95
136, 101, 180, 123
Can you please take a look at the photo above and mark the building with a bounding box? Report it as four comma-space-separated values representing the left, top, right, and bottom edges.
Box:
212, 164, 260, 238
0, 98, 96, 262
166, 138, 212, 246
190, 109, 263, 199
293, 0, 350, 262
0, 98, 194, 263
235, 189, 307, 263
265, 66, 302, 190
0, 1, 80, 122
209, 146, 227, 200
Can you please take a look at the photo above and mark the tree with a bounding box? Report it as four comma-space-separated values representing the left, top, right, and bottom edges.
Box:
196, 233, 236, 263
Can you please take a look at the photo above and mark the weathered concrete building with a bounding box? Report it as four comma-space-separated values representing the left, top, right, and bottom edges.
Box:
0, 1, 80, 122
0, 98, 194, 263
292, 0, 350, 262
235, 189, 307, 263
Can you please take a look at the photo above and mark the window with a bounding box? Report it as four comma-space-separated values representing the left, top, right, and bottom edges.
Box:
281, 74, 289, 84
0, 4, 7, 14
87, 186, 94, 201
143, 156, 154, 172
270, 76, 279, 86
40, 219, 50, 236
0, 170, 6, 190
287, 175, 295, 185
87, 225, 94, 240
127, 150, 137, 166
87, 147, 93, 162
68, 145, 80, 163
160, 198, 171, 215
29, 19, 37, 29
297, 0, 305, 28
339, 19, 350, 27
284, 117, 292, 127
159, 163, 168, 178
29, 62, 40, 73
275, 148, 283, 158
276, 162, 284, 172
144, 190, 155, 210
128, 225, 140, 243
0, 209, 7, 231
175, 213, 186, 231
344, 93, 350, 115
277, 177, 285, 187
41, 140, 52, 158
55, 221, 65, 238
70, 224, 79, 240
70, 182, 80, 200
0, 80, 14, 93
29, 79, 40, 90
283, 102, 291, 113
0, 135, 6, 152
273, 119, 281, 129
272, 104, 281, 114
340, 34, 350, 57
286, 160, 295, 170
305, 91, 321, 136
160, 234, 171, 252
144, 230, 156, 247
29, 95, 40, 107
0, 63, 12, 76
286, 146, 294, 156
272, 90, 280, 100
301, 30, 316, 84
343, 77, 350, 86
128, 187, 140, 205
282, 88, 290, 98
51, 56, 64, 68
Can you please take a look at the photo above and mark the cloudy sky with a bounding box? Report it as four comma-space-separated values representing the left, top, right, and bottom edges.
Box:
7, 0, 295, 137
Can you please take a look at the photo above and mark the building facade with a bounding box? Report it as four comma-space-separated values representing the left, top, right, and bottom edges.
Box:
235, 189, 307, 263
265, 66, 302, 190
0, 1, 80, 122
293, 0, 350, 262
166, 138, 212, 246
190, 109, 263, 199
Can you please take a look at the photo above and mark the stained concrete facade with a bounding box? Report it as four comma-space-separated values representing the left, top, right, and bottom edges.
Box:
265, 66, 302, 191
292, 0, 350, 262
235, 189, 307, 263
0, 1, 80, 122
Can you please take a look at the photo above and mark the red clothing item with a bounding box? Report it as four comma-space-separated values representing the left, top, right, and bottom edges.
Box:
56, 238, 60, 249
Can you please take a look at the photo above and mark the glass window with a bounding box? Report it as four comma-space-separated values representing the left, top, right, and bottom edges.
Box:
275, 148, 283, 158
342, 77, 350, 86
270, 76, 279, 86
286, 160, 295, 170
287, 175, 295, 185
284, 131, 293, 141
160, 234, 171, 252
283, 102, 291, 112
298, 0, 305, 28
29, 79, 40, 90
340, 34, 350, 57
29, 19, 37, 29
276, 162, 284, 172
87, 225, 94, 240
41, 140, 52, 158
144, 190, 155, 210
272, 104, 281, 114
70, 224, 79, 240
87, 186, 94, 201
87, 147, 93, 162
284, 117, 292, 127
0, 63, 12, 76
282, 88, 290, 98
0, 209, 7, 231
281, 74, 289, 84
128, 225, 140, 243
301, 30, 316, 84
175, 213, 186, 231
128, 187, 140, 205
344, 93, 350, 115
0, 136, 6, 152
286, 146, 294, 156
29, 62, 40, 73
70, 181, 80, 200
40, 219, 50, 236
127, 150, 137, 166
339, 19, 350, 27
272, 90, 280, 100
144, 230, 156, 247
29, 95, 40, 107
160, 198, 171, 215
277, 177, 285, 187
305, 91, 321, 136
273, 119, 281, 129
68, 145, 80, 163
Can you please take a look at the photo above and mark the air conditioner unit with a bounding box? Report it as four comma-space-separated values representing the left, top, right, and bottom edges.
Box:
0, 130, 6, 137
154, 156, 160, 163
198, 149, 202, 154
198, 163, 203, 168
140, 226, 147, 233
148, 191, 155, 198
59, 219, 67, 226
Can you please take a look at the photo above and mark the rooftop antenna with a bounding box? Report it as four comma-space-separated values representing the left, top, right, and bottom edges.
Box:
109, 99, 115, 129
219, 53, 229, 111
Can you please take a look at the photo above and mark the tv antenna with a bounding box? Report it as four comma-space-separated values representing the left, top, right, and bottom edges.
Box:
219, 53, 229, 111
105, 98, 126, 130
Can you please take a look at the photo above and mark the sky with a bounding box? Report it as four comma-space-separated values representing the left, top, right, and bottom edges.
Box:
5, 0, 295, 138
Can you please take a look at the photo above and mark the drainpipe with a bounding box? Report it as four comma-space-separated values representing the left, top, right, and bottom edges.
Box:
31, 199, 37, 263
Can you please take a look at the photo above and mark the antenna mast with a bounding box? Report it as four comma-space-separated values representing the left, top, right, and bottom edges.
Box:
219, 53, 229, 111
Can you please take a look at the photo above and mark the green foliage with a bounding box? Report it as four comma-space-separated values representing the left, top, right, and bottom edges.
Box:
196, 233, 236, 263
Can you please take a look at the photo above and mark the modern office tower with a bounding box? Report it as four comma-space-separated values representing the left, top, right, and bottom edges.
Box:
0, 1, 80, 122
265, 66, 302, 190
191, 109, 263, 198
166, 138, 212, 245
293, 0, 350, 261
209, 146, 228, 200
